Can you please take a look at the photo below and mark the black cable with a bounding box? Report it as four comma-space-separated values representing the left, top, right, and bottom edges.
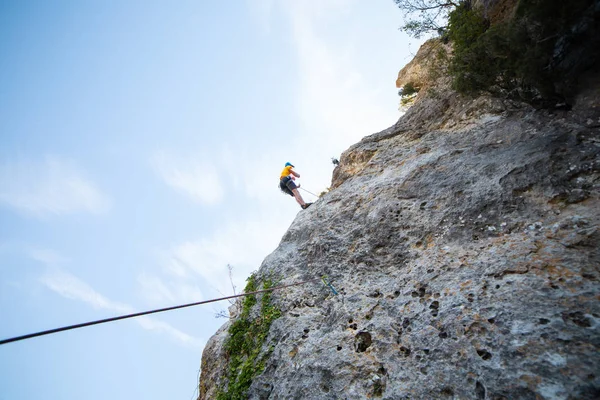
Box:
0, 277, 321, 346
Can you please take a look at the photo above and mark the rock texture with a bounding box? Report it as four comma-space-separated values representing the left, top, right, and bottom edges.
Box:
199, 45, 600, 400
395, 39, 449, 91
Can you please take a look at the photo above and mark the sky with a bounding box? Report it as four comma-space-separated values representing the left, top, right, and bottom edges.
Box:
0, 1, 424, 399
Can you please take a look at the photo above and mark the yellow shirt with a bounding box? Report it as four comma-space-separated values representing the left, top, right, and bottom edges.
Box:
280, 165, 293, 179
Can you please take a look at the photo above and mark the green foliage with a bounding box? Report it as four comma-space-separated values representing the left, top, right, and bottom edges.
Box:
398, 82, 421, 106
446, 2, 494, 93
447, 2, 488, 47
394, 0, 592, 103
260, 279, 282, 325
216, 274, 281, 400
399, 82, 419, 97
446, 0, 593, 102
241, 274, 257, 315
394, 0, 457, 38
319, 188, 330, 197
401, 20, 437, 39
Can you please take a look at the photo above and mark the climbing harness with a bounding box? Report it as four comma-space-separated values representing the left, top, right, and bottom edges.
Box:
0, 276, 338, 346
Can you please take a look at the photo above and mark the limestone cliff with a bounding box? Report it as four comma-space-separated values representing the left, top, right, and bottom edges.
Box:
198, 25, 600, 400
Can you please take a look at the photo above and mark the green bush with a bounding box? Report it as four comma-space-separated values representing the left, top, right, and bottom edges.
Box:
446, 1, 494, 93
446, 0, 593, 103
399, 82, 420, 106
399, 82, 419, 97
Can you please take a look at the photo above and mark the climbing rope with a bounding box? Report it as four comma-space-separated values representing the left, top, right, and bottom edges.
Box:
299, 187, 319, 197
321, 275, 339, 295
0, 276, 332, 346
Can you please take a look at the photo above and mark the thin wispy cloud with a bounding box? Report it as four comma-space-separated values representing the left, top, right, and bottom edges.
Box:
137, 272, 203, 306
152, 152, 224, 205
138, 273, 177, 304
40, 268, 203, 348
0, 156, 111, 217
27, 248, 69, 266
163, 213, 288, 296
136, 316, 202, 347
41, 268, 128, 312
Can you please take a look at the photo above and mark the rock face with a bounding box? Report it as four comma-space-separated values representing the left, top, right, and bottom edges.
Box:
199, 51, 600, 400
395, 39, 449, 91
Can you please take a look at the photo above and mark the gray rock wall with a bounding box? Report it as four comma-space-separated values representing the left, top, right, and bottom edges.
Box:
199, 63, 600, 400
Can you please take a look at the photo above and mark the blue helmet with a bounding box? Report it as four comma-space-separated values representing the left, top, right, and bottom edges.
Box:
285, 162, 294, 167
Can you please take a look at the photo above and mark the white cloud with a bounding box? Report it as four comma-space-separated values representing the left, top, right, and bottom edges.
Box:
40, 268, 203, 348
163, 212, 289, 297
136, 316, 202, 347
152, 152, 224, 205
41, 268, 129, 312
137, 272, 203, 305
0, 156, 111, 217
138, 273, 177, 304
27, 248, 68, 266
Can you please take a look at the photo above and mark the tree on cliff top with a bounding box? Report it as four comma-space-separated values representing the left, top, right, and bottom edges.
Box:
395, 0, 596, 105
394, 0, 460, 38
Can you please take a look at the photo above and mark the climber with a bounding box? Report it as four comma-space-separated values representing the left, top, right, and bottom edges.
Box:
279, 162, 312, 209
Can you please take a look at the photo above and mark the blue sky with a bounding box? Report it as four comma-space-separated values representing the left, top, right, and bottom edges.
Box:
0, 1, 423, 399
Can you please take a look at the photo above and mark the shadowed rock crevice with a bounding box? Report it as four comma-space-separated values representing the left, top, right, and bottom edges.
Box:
354, 331, 372, 353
